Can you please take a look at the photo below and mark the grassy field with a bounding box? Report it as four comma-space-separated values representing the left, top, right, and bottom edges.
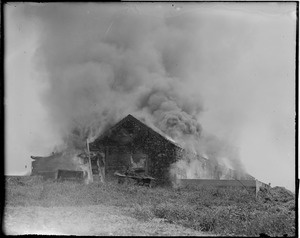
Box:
5, 176, 296, 236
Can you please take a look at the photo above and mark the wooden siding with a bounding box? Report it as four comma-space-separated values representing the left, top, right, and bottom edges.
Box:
57, 170, 84, 182
89, 115, 182, 185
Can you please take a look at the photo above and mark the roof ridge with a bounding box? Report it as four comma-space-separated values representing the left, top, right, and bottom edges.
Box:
92, 114, 181, 148
127, 115, 181, 147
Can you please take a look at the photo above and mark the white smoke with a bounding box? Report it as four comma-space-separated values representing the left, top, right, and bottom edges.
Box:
19, 3, 248, 177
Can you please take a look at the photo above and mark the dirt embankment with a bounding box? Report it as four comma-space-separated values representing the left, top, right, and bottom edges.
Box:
4, 205, 213, 236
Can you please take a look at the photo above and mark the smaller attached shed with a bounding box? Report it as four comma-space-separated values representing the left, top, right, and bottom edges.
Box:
30, 150, 94, 182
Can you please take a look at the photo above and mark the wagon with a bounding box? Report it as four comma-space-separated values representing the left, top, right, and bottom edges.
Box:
114, 169, 155, 187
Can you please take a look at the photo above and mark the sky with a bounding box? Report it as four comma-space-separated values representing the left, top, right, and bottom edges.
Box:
4, 2, 296, 191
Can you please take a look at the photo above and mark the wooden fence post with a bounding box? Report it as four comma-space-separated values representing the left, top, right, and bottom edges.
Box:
86, 139, 93, 183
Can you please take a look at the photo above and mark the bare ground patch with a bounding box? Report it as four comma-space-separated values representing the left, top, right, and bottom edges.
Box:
3, 205, 213, 236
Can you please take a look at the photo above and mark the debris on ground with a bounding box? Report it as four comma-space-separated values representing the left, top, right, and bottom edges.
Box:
257, 186, 295, 203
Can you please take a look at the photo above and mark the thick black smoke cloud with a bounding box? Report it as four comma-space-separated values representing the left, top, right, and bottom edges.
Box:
21, 3, 246, 175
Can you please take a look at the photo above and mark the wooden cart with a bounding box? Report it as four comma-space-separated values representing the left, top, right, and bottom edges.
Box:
114, 170, 155, 187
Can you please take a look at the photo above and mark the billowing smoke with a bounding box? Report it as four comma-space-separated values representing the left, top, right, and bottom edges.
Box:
22, 3, 247, 178
170, 132, 247, 182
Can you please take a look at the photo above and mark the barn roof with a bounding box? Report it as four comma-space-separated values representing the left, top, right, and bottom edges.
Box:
30, 150, 86, 161
30, 153, 63, 161
91, 114, 182, 148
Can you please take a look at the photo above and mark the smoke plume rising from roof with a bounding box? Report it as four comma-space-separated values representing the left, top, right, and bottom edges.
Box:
11, 3, 295, 181
21, 4, 206, 148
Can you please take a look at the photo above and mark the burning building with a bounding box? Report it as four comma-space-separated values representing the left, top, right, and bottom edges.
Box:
88, 114, 183, 184
31, 114, 256, 186
89, 114, 255, 184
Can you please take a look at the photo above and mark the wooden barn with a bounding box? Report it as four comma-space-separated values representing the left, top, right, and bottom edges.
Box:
30, 114, 258, 186
89, 114, 184, 185
89, 114, 256, 185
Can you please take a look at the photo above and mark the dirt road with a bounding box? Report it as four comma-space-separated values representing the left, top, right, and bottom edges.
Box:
4, 205, 213, 236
